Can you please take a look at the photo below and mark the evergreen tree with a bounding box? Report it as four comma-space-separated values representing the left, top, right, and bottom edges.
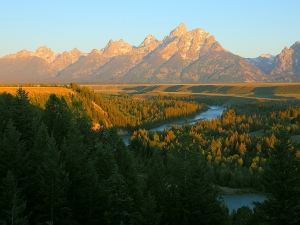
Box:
0, 120, 25, 180
37, 136, 71, 224
0, 171, 28, 225
163, 131, 229, 224
105, 166, 133, 225
133, 192, 161, 225
11, 87, 36, 148
24, 123, 49, 223
145, 148, 166, 214
62, 127, 89, 223
230, 206, 253, 225
42, 94, 73, 147
70, 100, 93, 144
0, 93, 14, 133
253, 129, 300, 224
75, 157, 109, 225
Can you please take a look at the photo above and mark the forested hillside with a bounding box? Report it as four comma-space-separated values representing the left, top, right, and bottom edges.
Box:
0, 86, 299, 224
0, 83, 207, 131
69, 83, 207, 130
0, 87, 229, 224
130, 100, 300, 189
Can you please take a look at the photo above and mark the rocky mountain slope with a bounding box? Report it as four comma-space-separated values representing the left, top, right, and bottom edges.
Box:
246, 42, 300, 81
0, 23, 299, 83
245, 54, 275, 74
0, 46, 86, 82
56, 23, 267, 83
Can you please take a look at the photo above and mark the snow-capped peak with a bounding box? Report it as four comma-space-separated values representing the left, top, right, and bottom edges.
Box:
260, 54, 274, 58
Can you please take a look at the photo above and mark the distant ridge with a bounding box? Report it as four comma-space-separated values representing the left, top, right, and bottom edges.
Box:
0, 23, 299, 83
246, 41, 300, 81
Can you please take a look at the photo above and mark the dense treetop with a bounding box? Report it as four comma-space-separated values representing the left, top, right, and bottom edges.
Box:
0, 84, 299, 224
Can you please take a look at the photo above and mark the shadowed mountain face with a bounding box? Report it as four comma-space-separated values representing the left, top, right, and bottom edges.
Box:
245, 54, 275, 75
0, 23, 299, 83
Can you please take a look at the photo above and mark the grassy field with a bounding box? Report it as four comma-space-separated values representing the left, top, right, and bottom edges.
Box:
2, 83, 300, 101
0, 87, 74, 97
84, 83, 300, 100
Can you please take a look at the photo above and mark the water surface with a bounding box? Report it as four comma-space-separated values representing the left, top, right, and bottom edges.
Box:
149, 106, 225, 132
222, 194, 266, 212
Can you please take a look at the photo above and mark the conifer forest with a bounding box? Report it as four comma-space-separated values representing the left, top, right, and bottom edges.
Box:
0, 84, 299, 224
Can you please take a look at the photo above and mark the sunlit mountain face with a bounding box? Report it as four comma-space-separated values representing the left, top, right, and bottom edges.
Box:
1, 24, 299, 83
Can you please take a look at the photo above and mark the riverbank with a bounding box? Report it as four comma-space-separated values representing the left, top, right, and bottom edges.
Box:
121, 105, 226, 146
219, 186, 263, 195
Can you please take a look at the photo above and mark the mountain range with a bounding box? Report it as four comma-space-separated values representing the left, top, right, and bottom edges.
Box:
1, 23, 300, 83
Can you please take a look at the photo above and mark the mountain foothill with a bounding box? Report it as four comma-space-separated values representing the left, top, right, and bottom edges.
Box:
1, 23, 300, 83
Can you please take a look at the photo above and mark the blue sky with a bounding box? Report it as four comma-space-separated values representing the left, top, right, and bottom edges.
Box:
1, 0, 299, 58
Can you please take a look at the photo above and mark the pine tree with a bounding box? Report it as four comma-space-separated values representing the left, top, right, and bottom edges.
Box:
0, 120, 25, 180
62, 126, 89, 223
230, 206, 253, 225
42, 94, 73, 147
37, 136, 71, 224
79, 159, 104, 225
133, 192, 161, 225
253, 128, 300, 224
0, 93, 14, 133
24, 123, 50, 223
11, 87, 36, 147
0, 171, 28, 225
145, 148, 166, 215
163, 131, 229, 224
105, 166, 133, 225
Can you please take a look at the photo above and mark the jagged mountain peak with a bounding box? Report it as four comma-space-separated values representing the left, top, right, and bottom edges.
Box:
139, 34, 157, 48
169, 23, 187, 37
69, 47, 84, 56
102, 39, 133, 57
35, 45, 58, 62
36, 45, 51, 51
2, 24, 300, 83
192, 27, 208, 35
105, 39, 131, 47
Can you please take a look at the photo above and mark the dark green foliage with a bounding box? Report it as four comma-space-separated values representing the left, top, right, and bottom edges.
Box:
0, 120, 25, 180
162, 132, 229, 224
42, 94, 73, 147
36, 136, 71, 224
0, 93, 14, 132
11, 88, 37, 148
24, 122, 49, 222
0, 171, 28, 225
133, 192, 161, 225
5, 84, 300, 224
79, 159, 103, 225
145, 149, 166, 213
105, 166, 133, 224
230, 206, 253, 225
253, 129, 300, 224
